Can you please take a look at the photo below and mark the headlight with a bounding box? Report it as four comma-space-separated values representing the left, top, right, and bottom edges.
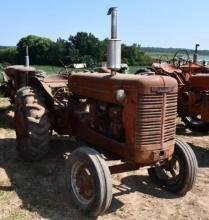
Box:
116, 89, 126, 103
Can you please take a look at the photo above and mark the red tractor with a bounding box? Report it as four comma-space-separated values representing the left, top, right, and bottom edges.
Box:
13, 8, 197, 216
153, 46, 209, 132
0, 47, 47, 103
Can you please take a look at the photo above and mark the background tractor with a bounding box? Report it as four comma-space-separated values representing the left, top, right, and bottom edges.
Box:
153, 45, 209, 132
13, 8, 197, 216
0, 47, 48, 103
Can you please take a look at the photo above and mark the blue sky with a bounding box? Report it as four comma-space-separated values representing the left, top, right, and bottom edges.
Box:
1, 0, 209, 49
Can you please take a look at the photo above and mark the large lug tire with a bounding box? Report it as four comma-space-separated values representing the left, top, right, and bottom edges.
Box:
181, 115, 209, 133
148, 139, 198, 196
66, 146, 112, 216
15, 86, 50, 161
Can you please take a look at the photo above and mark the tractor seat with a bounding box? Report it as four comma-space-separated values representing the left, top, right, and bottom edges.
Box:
152, 63, 182, 74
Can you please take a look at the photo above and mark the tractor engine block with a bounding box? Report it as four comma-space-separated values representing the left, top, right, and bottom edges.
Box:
88, 100, 124, 142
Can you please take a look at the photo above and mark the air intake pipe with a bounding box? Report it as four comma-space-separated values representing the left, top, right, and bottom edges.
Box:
25, 46, 29, 67
193, 43, 200, 64
107, 7, 121, 74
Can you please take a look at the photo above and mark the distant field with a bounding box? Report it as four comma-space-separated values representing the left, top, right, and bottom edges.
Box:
145, 52, 174, 60
145, 51, 209, 62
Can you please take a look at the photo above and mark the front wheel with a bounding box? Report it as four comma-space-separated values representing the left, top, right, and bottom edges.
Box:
148, 139, 198, 196
66, 146, 112, 216
181, 115, 209, 132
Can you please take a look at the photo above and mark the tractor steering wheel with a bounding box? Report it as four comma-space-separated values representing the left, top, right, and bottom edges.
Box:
159, 55, 169, 64
172, 50, 190, 67
58, 59, 71, 75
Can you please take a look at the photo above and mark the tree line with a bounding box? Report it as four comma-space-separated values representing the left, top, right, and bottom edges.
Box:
141, 47, 209, 56
0, 33, 153, 66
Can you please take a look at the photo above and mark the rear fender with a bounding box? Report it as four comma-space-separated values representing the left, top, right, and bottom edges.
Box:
29, 77, 54, 108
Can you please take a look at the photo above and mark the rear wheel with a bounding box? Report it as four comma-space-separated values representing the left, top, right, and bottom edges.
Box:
181, 115, 209, 132
15, 86, 50, 161
66, 146, 112, 216
148, 139, 198, 196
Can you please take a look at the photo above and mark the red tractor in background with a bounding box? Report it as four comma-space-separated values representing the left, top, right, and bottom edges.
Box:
153, 44, 209, 132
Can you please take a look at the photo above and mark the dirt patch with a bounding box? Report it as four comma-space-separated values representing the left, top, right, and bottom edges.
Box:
0, 98, 209, 220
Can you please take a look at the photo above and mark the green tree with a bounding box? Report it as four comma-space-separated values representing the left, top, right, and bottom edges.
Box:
0, 48, 19, 64
122, 43, 145, 66
17, 35, 54, 65
69, 32, 105, 65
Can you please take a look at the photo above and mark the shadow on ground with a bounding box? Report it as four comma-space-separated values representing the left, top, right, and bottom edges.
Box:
176, 123, 209, 137
0, 137, 97, 220
0, 105, 14, 129
0, 133, 209, 219
176, 124, 209, 167
189, 143, 209, 167
113, 175, 178, 200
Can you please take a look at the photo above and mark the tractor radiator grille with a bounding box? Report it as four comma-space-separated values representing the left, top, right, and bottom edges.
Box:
135, 93, 177, 145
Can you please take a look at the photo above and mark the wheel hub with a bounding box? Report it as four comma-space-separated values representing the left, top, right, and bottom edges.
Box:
71, 161, 94, 205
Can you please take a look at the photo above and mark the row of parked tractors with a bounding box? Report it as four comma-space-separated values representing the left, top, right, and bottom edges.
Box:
0, 7, 206, 216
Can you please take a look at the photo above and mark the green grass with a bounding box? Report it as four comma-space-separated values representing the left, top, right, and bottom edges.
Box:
33, 65, 62, 74
129, 66, 147, 73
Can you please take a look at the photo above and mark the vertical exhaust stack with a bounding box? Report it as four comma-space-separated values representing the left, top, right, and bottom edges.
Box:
107, 7, 121, 74
193, 43, 200, 64
25, 46, 30, 67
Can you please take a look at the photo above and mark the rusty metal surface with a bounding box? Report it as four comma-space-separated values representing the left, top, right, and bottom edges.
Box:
189, 74, 209, 89
135, 93, 177, 146
69, 72, 177, 102
153, 60, 209, 126
181, 63, 209, 74
152, 63, 182, 74
29, 74, 68, 96
8, 65, 178, 165
5, 63, 178, 165
42, 74, 68, 83
68, 72, 178, 164
5, 65, 35, 73
2, 65, 36, 101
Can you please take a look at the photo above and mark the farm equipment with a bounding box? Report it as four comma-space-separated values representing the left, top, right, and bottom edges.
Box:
14, 8, 197, 216
0, 47, 46, 103
153, 45, 209, 132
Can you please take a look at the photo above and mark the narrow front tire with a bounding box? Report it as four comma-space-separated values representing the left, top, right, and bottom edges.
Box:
148, 139, 198, 196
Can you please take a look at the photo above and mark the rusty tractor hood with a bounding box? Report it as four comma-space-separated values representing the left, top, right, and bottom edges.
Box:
69, 72, 177, 104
